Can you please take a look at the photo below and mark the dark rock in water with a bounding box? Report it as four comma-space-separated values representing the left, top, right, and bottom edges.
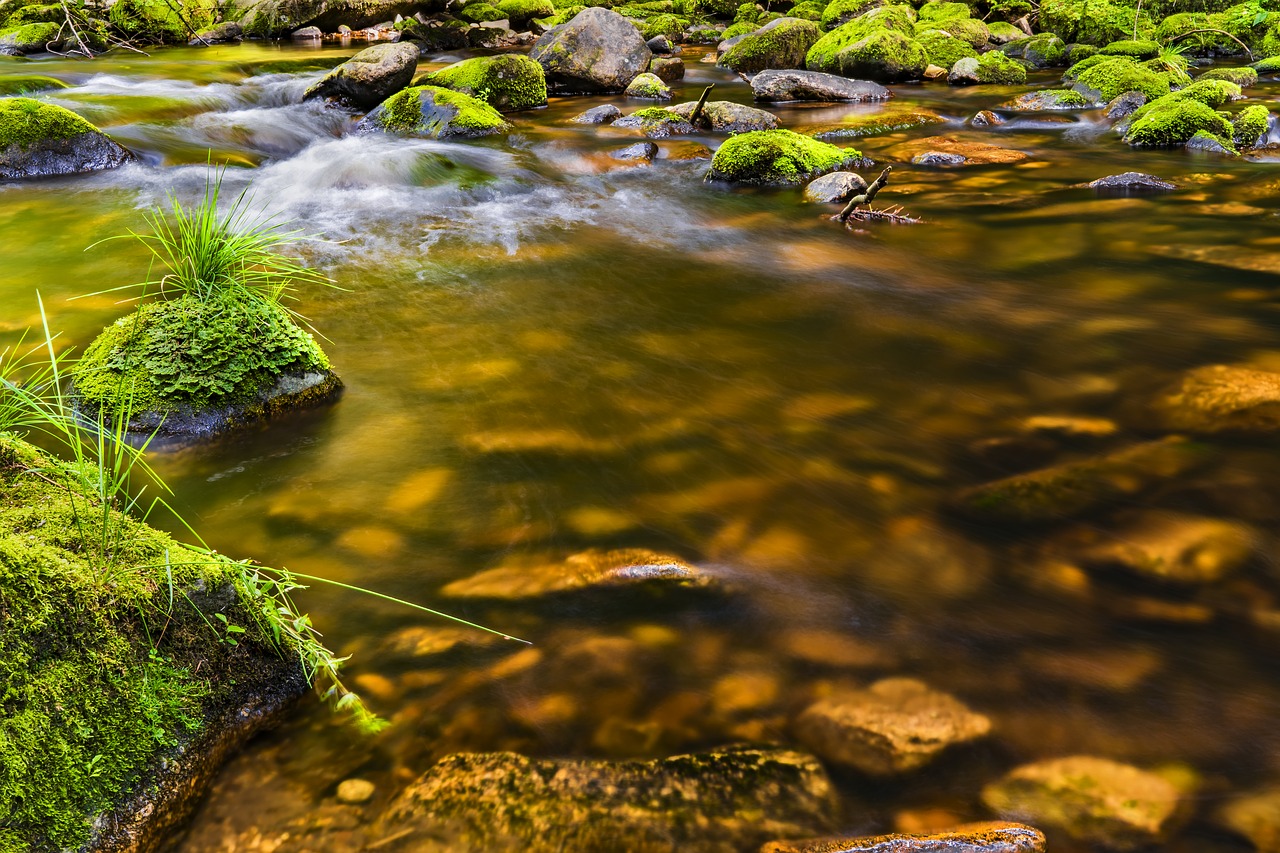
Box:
191, 20, 242, 44
803, 170, 868, 203
686, 24, 722, 44
303, 42, 419, 110
291, 25, 322, 38
358, 85, 510, 139
375, 747, 839, 852
1087, 171, 1176, 192
670, 99, 779, 132
1215, 788, 1280, 853
647, 33, 675, 53
530, 7, 652, 93
650, 55, 685, 82
609, 141, 658, 161
982, 756, 1183, 851
762, 822, 1047, 853
1151, 364, 1280, 435
0, 98, 131, 180
719, 17, 821, 76
794, 678, 991, 776
1104, 90, 1146, 119
1185, 129, 1234, 154
951, 437, 1209, 524
913, 150, 967, 166
751, 68, 891, 103
612, 107, 696, 137
971, 109, 1004, 126
569, 103, 622, 124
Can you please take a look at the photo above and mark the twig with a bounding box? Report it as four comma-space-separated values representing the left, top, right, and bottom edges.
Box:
689, 83, 714, 128
837, 165, 892, 222
1168, 28, 1253, 59
58, 0, 95, 58
159, 0, 210, 46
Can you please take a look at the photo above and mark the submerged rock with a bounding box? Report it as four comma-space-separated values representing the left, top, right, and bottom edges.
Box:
1069, 510, 1258, 586
707, 129, 863, 185
358, 85, 511, 139
0, 98, 130, 180
303, 42, 419, 110
1086, 172, 1177, 192
1002, 89, 1091, 110
912, 150, 967, 166
609, 140, 659, 161
530, 7, 652, 93
1152, 364, 1280, 435
1216, 788, 1280, 853
803, 170, 868, 203
415, 53, 548, 112
670, 99, 779, 132
893, 136, 1028, 165
794, 678, 991, 776
375, 747, 838, 851
762, 822, 1047, 853
751, 69, 891, 103
611, 107, 696, 137
982, 756, 1182, 850
440, 548, 719, 602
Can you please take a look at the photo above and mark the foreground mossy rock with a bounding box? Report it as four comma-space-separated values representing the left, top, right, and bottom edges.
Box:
359, 85, 511, 138
0, 435, 306, 852
1069, 55, 1172, 103
794, 678, 991, 776
670, 99, 779, 131
762, 822, 1047, 853
719, 16, 821, 75
982, 756, 1183, 850
376, 747, 839, 851
750, 68, 892, 101
0, 98, 130, 180
1119, 78, 1241, 147
530, 7, 653, 93
707, 129, 862, 185
71, 294, 341, 440
415, 54, 547, 112
1151, 364, 1280, 434
302, 42, 419, 110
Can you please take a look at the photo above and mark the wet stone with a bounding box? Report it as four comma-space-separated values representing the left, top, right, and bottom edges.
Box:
913, 151, 967, 166
650, 56, 685, 82
1087, 172, 1176, 192
336, 778, 376, 805
794, 678, 991, 776
1152, 364, 1280, 435
896, 137, 1029, 165
609, 141, 659, 161
751, 69, 892, 103
1105, 90, 1147, 119
1216, 788, 1280, 853
646, 34, 675, 53
972, 110, 1004, 126
803, 171, 868, 204
1069, 510, 1258, 586
981, 756, 1183, 850
569, 103, 622, 124
761, 822, 1047, 853
670, 100, 779, 132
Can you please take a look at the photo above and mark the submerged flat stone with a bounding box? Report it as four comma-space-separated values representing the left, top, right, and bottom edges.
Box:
440, 548, 718, 601
982, 756, 1183, 850
794, 678, 991, 776
762, 822, 1047, 853
1151, 364, 1280, 435
1216, 788, 1280, 853
891, 136, 1029, 165
1070, 510, 1258, 586
375, 747, 838, 851
1086, 172, 1177, 192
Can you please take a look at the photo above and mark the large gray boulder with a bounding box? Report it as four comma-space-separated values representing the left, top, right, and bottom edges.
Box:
0, 98, 131, 180
752, 69, 892, 103
303, 42, 419, 110
530, 7, 652, 93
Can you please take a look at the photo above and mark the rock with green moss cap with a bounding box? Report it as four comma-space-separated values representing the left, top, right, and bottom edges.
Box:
624, 70, 672, 98
109, 0, 215, 44
1071, 55, 1172, 103
670, 98, 779, 130
0, 98, 130, 180
0, 433, 308, 852
498, 0, 554, 25
1099, 38, 1160, 59
814, 27, 928, 81
762, 822, 1047, 853
720, 16, 821, 74
976, 49, 1027, 83
649, 55, 684, 81
1039, 0, 1150, 45
1254, 55, 1280, 74
1003, 88, 1091, 109
1002, 32, 1065, 67
0, 20, 60, 52
707, 129, 863, 185
819, 0, 883, 30
1199, 66, 1258, 87
640, 12, 688, 39
1234, 103, 1270, 147
415, 54, 547, 112
302, 42, 419, 110
358, 85, 511, 139
988, 20, 1027, 44
807, 4, 917, 72
459, 3, 506, 21
1122, 79, 1241, 147
921, 15, 988, 49
530, 7, 653, 92
239, 0, 422, 36
982, 756, 1184, 850
71, 294, 342, 440
917, 28, 977, 69
0, 74, 67, 95
611, 106, 696, 136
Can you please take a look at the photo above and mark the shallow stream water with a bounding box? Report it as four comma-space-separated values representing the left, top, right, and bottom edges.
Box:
4, 40, 1280, 853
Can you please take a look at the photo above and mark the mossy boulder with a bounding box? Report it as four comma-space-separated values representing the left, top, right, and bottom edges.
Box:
0, 434, 307, 852
1070, 55, 1172, 102
1122, 79, 1241, 146
820, 0, 883, 29
811, 27, 928, 81
920, 15, 988, 49
302, 42, 419, 110
1254, 54, 1280, 73
987, 20, 1027, 43
108, 0, 216, 43
623, 69, 672, 97
0, 98, 131, 180
0, 73, 67, 95
71, 294, 342, 440
1234, 103, 1270, 146
1198, 65, 1258, 87
1099, 38, 1160, 58
720, 19, 755, 38
670, 99, 779, 130
611, 105, 696, 136
498, 0, 555, 25
1002, 32, 1066, 67
0, 20, 60, 52
359, 85, 511, 139
459, 3, 506, 21
415, 54, 547, 112
808, 2, 917, 72
239, 0, 424, 36
707, 128, 862, 185
720, 16, 821, 74
639, 12, 687, 38
917, 28, 977, 69
1039, 0, 1151, 45
976, 49, 1027, 83
530, 7, 653, 92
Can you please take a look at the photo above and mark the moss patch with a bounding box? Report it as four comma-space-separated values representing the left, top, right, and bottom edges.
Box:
375, 85, 511, 137
0, 74, 68, 95
1124, 97, 1235, 147
108, 0, 216, 44
1233, 103, 1269, 146
1039, 0, 1151, 45
707, 128, 861, 185
1071, 55, 1172, 102
415, 54, 547, 112
720, 16, 821, 74
917, 28, 977, 68
977, 49, 1027, 83
0, 97, 95, 150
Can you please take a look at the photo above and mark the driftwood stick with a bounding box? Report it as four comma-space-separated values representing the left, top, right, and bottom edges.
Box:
837, 165, 892, 222
58, 0, 94, 57
1168, 28, 1253, 59
689, 83, 715, 127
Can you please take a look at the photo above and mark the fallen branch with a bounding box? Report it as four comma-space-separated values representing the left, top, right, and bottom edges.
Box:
58, 0, 94, 57
842, 205, 922, 225
837, 165, 892, 222
689, 83, 715, 128
1167, 28, 1253, 59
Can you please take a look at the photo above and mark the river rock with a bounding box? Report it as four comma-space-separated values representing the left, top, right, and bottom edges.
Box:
1069, 510, 1258, 586
440, 547, 719, 602
610, 141, 659, 161
912, 151, 967, 166
191, 20, 242, 44
707, 129, 863, 185
951, 437, 1207, 524
415, 53, 547, 112
303, 42, 419, 110
611, 107, 696, 137
1152, 364, 1280, 435
569, 103, 622, 124
0, 98, 131, 180
671, 99, 779, 132
794, 678, 991, 776
246, 0, 421, 33
1002, 89, 1091, 110
981, 756, 1183, 850
762, 822, 1047, 853
803, 170, 868, 203
1087, 172, 1177, 192
650, 56, 685, 82
893, 136, 1028, 165
530, 7, 652, 93
947, 56, 979, 85
624, 71, 672, 99
357, 85, 511, 139
971, 110, 1004, 126
291, 25, 322, 38
719, 17, 821, 76
1216, 788, 1280, 853
647, 34, 675, 53
1105, 90, 1147, 118
751, 69, 891, 103
0, 22, 63, 53
374, 747, 838, 851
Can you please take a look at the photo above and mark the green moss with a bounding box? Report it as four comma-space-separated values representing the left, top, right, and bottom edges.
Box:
819, 0, 881, 29
1232, 103, 1269, 146
71, 293, 330, 419
707, 128, 860, 185
1198, 66, 1258, 86
3, 4, 62, 25
0, 97, 95, 150
1211, 1, 1272, 51
1014, 32, 1067, 66
640, 11, 687, 36
720, 16, 820, 73
0, 75, 67, 96
1099, 38, 1159, 58
916, 1, 970, 23
917, 28, 976, 67
806, 4, 918, 72
921, 15, 987, 47
988, 20, 1023, 41
734, 1, 760, 22
497, 0, 555, 20
1039, 0, 1151, 45
1124, 96, 1235, 146
108, 0, 216, 43
976, 48, 1027, 83
1262, 19, 1280, 55
1253, 54, 1280, 72
0, 20, 57, 47
624, 70, 670, 97
830, 106, 944, 136
415, 54, 547, 112
460, 3, 507, 21
786, 2, 824, 21
1155, 11, 1209, 42
1072, 55, 1172, 102
721, 19, 754, 36
376, 85, 510, 136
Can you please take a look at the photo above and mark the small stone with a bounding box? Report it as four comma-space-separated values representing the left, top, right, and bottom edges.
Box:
923, 63, 947, 79
972, 110, 1005, 126
609, 141, 659, 161
1216, 788, 1280, 852
292, 25, 322, 39
803, 171, 868, 204
646, 34, 674, 53
762, 822, 1047, 853
336, 778, 376, 805
1152, 364, 1280, 434
1104, 90, 1147, 119
913, 151, 967, 166
569, 104, 622, 124
650, 56, 684, 83
948, 56, 980, 85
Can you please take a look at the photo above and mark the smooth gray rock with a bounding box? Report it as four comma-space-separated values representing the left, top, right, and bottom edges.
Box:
303, 42, 419, 109
751, 69, 891, 103
1087, 172, 1176, 192
569, 103, 622, 124
610, 141, 659, 161
913, 150, 967, 166
948, 56, 979, 85
670, 99, 778, 132
803, 170, 868, 203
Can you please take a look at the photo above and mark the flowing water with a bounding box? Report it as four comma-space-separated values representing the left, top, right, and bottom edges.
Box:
4, 40, 1280, 852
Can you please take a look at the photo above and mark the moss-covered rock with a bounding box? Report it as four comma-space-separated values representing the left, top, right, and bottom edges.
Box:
809, 26, 928, 81
639, 11, 687, 38
498, 0, 555, 25
623, 69, 672, 97
1099, 38, 1160, 58
670, 98, 778, 130
787, 1, 824, 21
1254, 54, 1280, 73
1039, 0, 1151, 45
530, 7, 653, 92
707, 128, 862, 185
0, 20, 59, 52
917, 28, 977, 68
0, 74, 67, 95
415, 54, 547, 112
1233, 103, 1270, 147
1122, 78, 1241, 146
988, 20, 1026, 43
720, 19, 755, 38
819, 0, 883, 29
808, 1, 916, 71
359, 84, 511, 138
921, 14, 988, 48
0, 98, 130, 180
302, 42, 419, 110
1198, 65, 1258, 86
108, 0, 216, 44
459, 2, 507, 21
1071, 55, 1172, 102
1003, 88, 1092, 109
976, 48, 1027, 83
610, 105, 696, 136
1002, 31, 1066, 67
720, 15, 821, 74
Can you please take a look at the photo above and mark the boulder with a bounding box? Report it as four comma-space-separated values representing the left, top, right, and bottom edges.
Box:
670, 99, 779, 132
794, 678, 991, 776
762, 823, 1047, 853
803, 170, 868, 203
947, 56, 979, 84
1086, 171, 1176, 192
611, 107, 696, 137
646, 33, 675, 53
751, 68, 891, 102
974, 50, 1027, 84
624, 71, 672, 99
719, 16, 821, 75
1001, 32, 1065, 67
530, 7, 652, 93
1151, 364, 1280, 435
569, 103, 622, 124
0, 98, 131, 180
1104, 90, 1146, 118
650, 56, 685, 82
609, 141, 659, 161
1066, 510, 1258, 586
982, 756, 1183, 850
303, 42, 419, 110
375, 747, 839, 851
415, 53, 547, 112
824, 28, 927, 82
190, 20, 243, 43
706, 129, 862, 185
0, 21, 61, 53
358, 85, 511, 139
441, 548, 719, 602
1002, 89, 1091, 110
243, 0, 424, 35
1071, 56, 1171, 103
